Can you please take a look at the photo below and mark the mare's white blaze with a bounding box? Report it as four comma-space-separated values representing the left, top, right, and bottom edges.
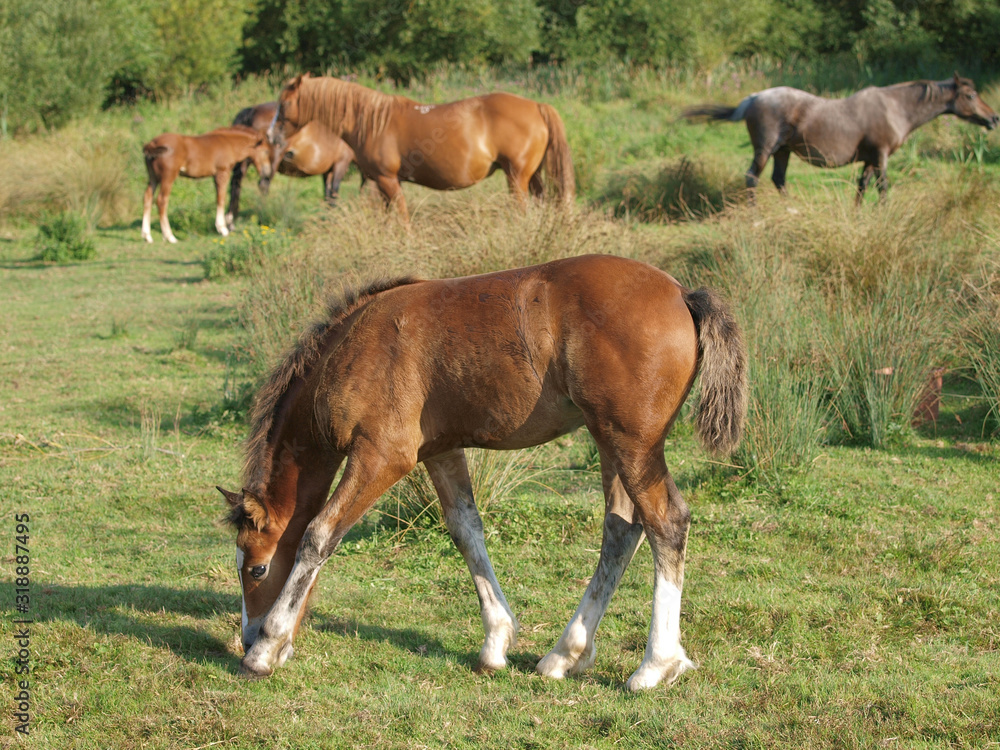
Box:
236, 547, 248, 634
266, 108, 279, 141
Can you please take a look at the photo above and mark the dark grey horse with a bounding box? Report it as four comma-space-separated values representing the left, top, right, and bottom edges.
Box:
685, 74, 998, 203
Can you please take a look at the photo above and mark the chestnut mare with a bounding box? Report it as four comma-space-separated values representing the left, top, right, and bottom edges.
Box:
227, 102, 356, 228
270, 73, 575, 220
142, 126, 271, 243
685, 74, 999, 203
217, 254, 748, 691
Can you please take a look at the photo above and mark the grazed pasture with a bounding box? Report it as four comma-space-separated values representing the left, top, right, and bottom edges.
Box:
2, 66, 999, 748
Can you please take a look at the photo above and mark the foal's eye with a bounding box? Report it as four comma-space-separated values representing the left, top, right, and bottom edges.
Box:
250, 565, 267, 580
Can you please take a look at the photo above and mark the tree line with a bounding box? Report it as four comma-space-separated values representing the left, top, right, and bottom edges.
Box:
2, 0, 999, 133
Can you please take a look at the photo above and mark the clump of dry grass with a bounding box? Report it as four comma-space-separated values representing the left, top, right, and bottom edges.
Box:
961, 266, 1000, 434
236, 194, 649, 380
0, 123, 136, 227
380, 448, 550, 540
596, 154, 744, 222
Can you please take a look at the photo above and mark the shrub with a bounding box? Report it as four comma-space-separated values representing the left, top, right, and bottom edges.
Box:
597, 156, 743, 222
35, 211, 96, 262
202, 221, 290, 280
696, 217, 830, 486
823, 275, 948, 448
380, 448, 546, 540
962, 271, 1000, 434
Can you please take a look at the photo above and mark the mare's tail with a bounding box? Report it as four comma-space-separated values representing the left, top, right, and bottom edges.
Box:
682, 97, 753, 123
682, 287, 748, 457
538, 103, 576, 204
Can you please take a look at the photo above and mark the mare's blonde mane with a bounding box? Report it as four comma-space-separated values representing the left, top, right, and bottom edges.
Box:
298, 77, 397, 147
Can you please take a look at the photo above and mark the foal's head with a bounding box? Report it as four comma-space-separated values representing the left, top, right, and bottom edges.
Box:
218, 486, 297, 654
247, 135, 275, 185
949, 74, 999, 130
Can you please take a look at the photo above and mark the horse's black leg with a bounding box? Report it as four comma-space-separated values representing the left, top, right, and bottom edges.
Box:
745, 152, 770, 205
875, 151, 890, 202
856, 164, 875, 205
771, 148, 791, 194
226, 158, 249, 230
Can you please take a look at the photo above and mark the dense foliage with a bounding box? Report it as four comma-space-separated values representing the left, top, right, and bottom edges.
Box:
2, 0, 1000, 131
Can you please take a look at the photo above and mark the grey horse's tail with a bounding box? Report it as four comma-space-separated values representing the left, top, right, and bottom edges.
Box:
683, 287, 748, 457
682, 97, 753, 123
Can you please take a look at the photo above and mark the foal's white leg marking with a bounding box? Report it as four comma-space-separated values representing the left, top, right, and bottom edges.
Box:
625, 574, 694, 691
141, 205, 153, 243
215, 204, 230, 236
444, 498, 518, 671
160, 213, 178, 244
537, 517, 644, 679
241, 553, 323, 675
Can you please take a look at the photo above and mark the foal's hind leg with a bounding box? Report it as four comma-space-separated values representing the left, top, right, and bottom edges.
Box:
536, 445, 645, 680
618, 455, 694, 691
425, 450, 518, 672
142, 178, 157, 243
156, 177, 178, 244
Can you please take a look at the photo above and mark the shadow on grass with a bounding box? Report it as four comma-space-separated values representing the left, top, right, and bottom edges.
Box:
26, 583, 239, 672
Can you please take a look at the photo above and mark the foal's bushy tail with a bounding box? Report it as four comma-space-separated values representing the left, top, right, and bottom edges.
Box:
683, 288, 748, 457
538, 103, 576, 204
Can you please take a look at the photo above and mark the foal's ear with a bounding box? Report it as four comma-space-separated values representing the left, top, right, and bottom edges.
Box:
954, 71, 962, 86
217, 486, 243, 508
242, 489, 270, 531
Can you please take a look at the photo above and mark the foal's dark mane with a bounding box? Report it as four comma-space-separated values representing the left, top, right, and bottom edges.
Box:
239, 277, 419, 502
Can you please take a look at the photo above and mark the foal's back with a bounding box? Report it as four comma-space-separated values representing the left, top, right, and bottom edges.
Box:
145, 127, 262, 178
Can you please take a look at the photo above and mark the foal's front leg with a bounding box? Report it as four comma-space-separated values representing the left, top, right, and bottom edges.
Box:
424, 450, 518, 672
240, 445, 414, 677
214, 171, 231, 236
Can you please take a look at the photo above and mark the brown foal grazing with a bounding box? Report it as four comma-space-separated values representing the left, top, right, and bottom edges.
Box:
685, 73, 998, 203
271, 73, 575, 220
226, 102, 356, 228
218, 254, 748, 691
141, 126, 271, 243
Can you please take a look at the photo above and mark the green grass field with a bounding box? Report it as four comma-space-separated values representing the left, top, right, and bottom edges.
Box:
2, 66, 1000, 748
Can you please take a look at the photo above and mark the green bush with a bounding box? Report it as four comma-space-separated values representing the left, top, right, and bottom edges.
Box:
824, 276, 948, 448
963, 273, 1000, 435
202, 221, 289, 280
35, 211, 96, 262
0, 0, 154, 131
240, 0, 539, 81
597, 156, 743, 222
